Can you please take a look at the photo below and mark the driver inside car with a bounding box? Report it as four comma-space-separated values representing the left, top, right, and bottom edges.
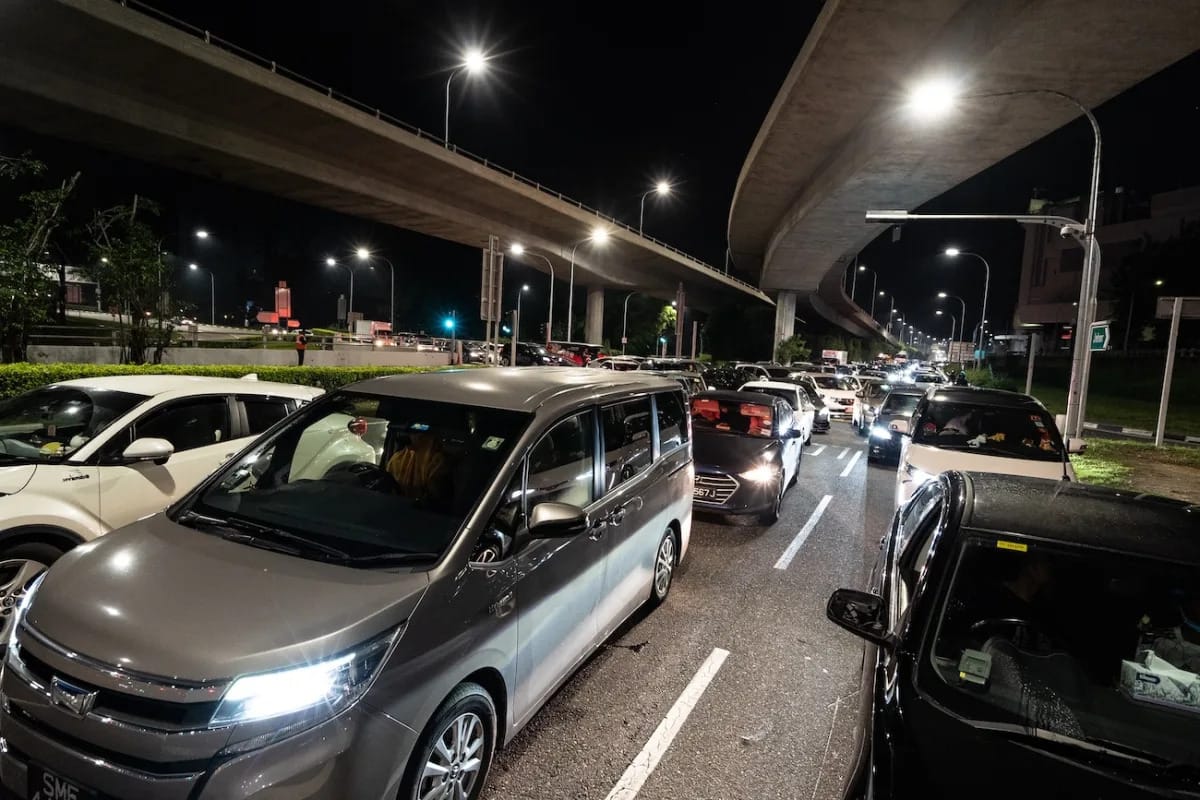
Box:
387, 430, 452, 507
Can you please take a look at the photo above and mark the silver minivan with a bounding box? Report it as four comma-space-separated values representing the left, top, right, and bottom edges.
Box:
0, 369, 693, 800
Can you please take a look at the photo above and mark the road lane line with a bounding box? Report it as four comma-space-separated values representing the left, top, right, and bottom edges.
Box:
839, 450, 862, 477
604, 647, 730, 800
810, 445, 826, 456
774, 494, 833, 570
836, 447, 849, 460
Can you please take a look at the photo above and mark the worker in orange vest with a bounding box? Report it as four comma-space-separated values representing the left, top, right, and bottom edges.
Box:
296, 330, 308, 366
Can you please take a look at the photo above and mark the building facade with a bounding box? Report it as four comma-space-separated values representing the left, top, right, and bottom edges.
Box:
1014, 185, 1200, 351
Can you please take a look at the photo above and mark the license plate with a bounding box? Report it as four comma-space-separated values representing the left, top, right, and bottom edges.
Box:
693, 486, 718, 500
29, 763, 99, 800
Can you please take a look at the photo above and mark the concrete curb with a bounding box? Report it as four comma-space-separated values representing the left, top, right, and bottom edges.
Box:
1082, 421, 1200, 446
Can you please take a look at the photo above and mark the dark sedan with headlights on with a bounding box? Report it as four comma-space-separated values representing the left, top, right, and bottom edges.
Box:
689, 391, 804, 524
826, 472, 1200, 800
866, 385, 926, 463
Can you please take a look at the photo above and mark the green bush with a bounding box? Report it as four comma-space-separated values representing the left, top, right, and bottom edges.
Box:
0, 363, 449, 399
965, 367, 1020, 392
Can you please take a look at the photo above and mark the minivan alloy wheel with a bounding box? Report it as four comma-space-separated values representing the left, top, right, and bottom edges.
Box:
0, 557, 50, 642
654, 532, 675, 599
420, 711, 486, 800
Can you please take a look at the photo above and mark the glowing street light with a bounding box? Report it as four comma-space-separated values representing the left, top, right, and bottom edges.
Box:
565, 227, 610, 339
444, 47, 490, 147
639, 180, 673, 234
907, 77, 959, 120
510, 243, 559, 345
326, 256, 355, 321
943, 248, 990, 368
355, 247, 395, 332
194, 229, 209, 240
188, 263, 215, 325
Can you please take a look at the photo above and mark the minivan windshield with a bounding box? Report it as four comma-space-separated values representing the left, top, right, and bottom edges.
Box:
184, 391, 530, 566
0, 386, 146, 462
926, 535, 1200, 770
912, 400, 1063, 462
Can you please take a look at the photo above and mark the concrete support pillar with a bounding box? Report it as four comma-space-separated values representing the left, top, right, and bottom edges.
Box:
585, 287, 604, 345
773, 291, 797, 358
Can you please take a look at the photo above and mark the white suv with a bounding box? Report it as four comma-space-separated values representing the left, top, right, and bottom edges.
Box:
0, 375, 322, 624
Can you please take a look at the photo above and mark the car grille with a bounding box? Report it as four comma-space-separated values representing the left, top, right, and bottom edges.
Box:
694, 474, 738, 504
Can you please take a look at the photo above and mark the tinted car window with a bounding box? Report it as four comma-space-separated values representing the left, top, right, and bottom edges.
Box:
528, 412, 595, 509
192, 392, 529, 563
137, 397, 232, 453
656, 391, 689, 452
242, 397, 294, 436
0, 387, 145, 461
927, 537, 1200, 769
913, 401, 1063, 461
882, 392, 922, 415
811, 375, 855, 391
603, 399, 653, 492
691, 397, 775, 438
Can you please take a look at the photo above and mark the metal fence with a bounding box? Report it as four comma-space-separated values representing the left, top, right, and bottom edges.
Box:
111, 0, 762, 296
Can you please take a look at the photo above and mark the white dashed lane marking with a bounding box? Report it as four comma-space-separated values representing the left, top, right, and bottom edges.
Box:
774, 494, 834, 570
809, 445, 826, 456
836, 447, 849, 460
839, 450, 862, 478
604, 648, 731, 800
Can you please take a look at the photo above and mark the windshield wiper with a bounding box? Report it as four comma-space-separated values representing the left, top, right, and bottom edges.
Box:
177, 510, 353, 561
224, 515, 354, 561
340, 551, 441, 566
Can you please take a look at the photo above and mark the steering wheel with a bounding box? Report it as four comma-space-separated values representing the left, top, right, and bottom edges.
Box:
969, 617, 1054, 652
321, 461, 399, 494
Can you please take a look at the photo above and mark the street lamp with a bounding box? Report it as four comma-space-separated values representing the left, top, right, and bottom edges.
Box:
355, 247, 396, 333
188, 263, 214, 325
194, 229, 209, 240
621, 291, 639, 355
639, 180, 672, 235
510, 243, 559, 346
444, 48, 489, 147
943, 249, 990, 368
852, 264, 878, 318
565, 227, 609, 342
326, 257, 355, 323
907, 80, 1102, 437
511, 285, 529, 366
936, 308, 959, 345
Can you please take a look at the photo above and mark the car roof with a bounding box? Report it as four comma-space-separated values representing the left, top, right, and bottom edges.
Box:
739, 380, 802, 393
884, 384, 928, 396
51, 374, 323, 399
348, 367, 679, 413
927, 385, 1044, 409
958, 472, 1200, 563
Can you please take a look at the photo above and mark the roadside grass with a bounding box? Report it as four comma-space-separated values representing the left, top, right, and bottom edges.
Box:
1072, 438, 1200, 499
1031, 384, 1200, 435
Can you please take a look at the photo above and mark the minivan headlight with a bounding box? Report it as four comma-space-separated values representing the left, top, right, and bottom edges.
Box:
211, 629, 395, 727
739, 464, 780, 484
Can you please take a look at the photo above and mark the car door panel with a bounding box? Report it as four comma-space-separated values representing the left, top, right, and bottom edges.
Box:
513, 410, 605, 724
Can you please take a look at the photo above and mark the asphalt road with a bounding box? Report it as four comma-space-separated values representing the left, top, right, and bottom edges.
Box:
484, 422, 898, 800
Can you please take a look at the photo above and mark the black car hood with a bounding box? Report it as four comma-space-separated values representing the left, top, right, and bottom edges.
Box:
692, 430, 779, 473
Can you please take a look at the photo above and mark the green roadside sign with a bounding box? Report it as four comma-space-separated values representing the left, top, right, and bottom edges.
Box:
1089, 322, 1110, 352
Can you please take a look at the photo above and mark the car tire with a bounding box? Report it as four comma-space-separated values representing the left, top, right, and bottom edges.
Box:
401, 682, 497, 800
500, 357, 510, 366
0, 541, 65, 645
759, 481, 784, 526
647, 528, 677, 607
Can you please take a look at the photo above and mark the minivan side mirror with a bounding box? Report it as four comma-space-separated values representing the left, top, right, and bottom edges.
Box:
529, 502, 589, 538
1065, 437, 1087, 454
826, 588, 896, 649
121, 437, 174, 466
889, 419, 910, 436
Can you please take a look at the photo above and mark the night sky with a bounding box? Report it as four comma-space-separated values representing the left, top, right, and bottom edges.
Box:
1, 1, 1197, 348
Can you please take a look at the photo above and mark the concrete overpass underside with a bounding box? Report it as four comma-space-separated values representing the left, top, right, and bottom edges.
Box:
728, 0, 1200, 345
0, 0, 769, 347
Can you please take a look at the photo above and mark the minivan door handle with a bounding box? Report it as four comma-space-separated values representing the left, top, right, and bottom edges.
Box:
589, 518, 609, 540
621, 497, 644, 513
490, 590, 515, 618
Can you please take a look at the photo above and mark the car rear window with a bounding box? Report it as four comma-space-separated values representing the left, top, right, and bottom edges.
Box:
691, 397, 774, 437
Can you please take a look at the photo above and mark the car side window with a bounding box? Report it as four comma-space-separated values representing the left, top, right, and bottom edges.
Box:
776, 402, 795, 435
527, 411, 595, 509
656, 391, 689, 453
135, 397, 232, 454
241, 396, 294, 437
602, 399, 653, 493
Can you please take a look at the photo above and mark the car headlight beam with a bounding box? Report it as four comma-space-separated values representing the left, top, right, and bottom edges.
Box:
739, 464, 780, 484
210, 629, 395, 727
869, 425, 893, 440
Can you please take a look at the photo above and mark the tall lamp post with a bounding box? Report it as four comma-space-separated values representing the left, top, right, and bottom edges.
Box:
639, 181, 671, 235
511, 284, 529, 366
855, 264, 878, 318
326, 257, 355, 324
355, 248, 395, 333
510, 243, 556, 346
188, 263, 214, 325
943, 248, 990, 368
621, 291, 639, 354
908, 81, 1101, 437
565, 227, 609, 342
444, 49, 488, 148
936, 309, 959, 346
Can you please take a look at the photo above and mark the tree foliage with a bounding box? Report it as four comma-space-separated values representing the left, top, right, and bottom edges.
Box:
85, 196, 175, 364
0, 154, 79, 362
775, 334, 809, 364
